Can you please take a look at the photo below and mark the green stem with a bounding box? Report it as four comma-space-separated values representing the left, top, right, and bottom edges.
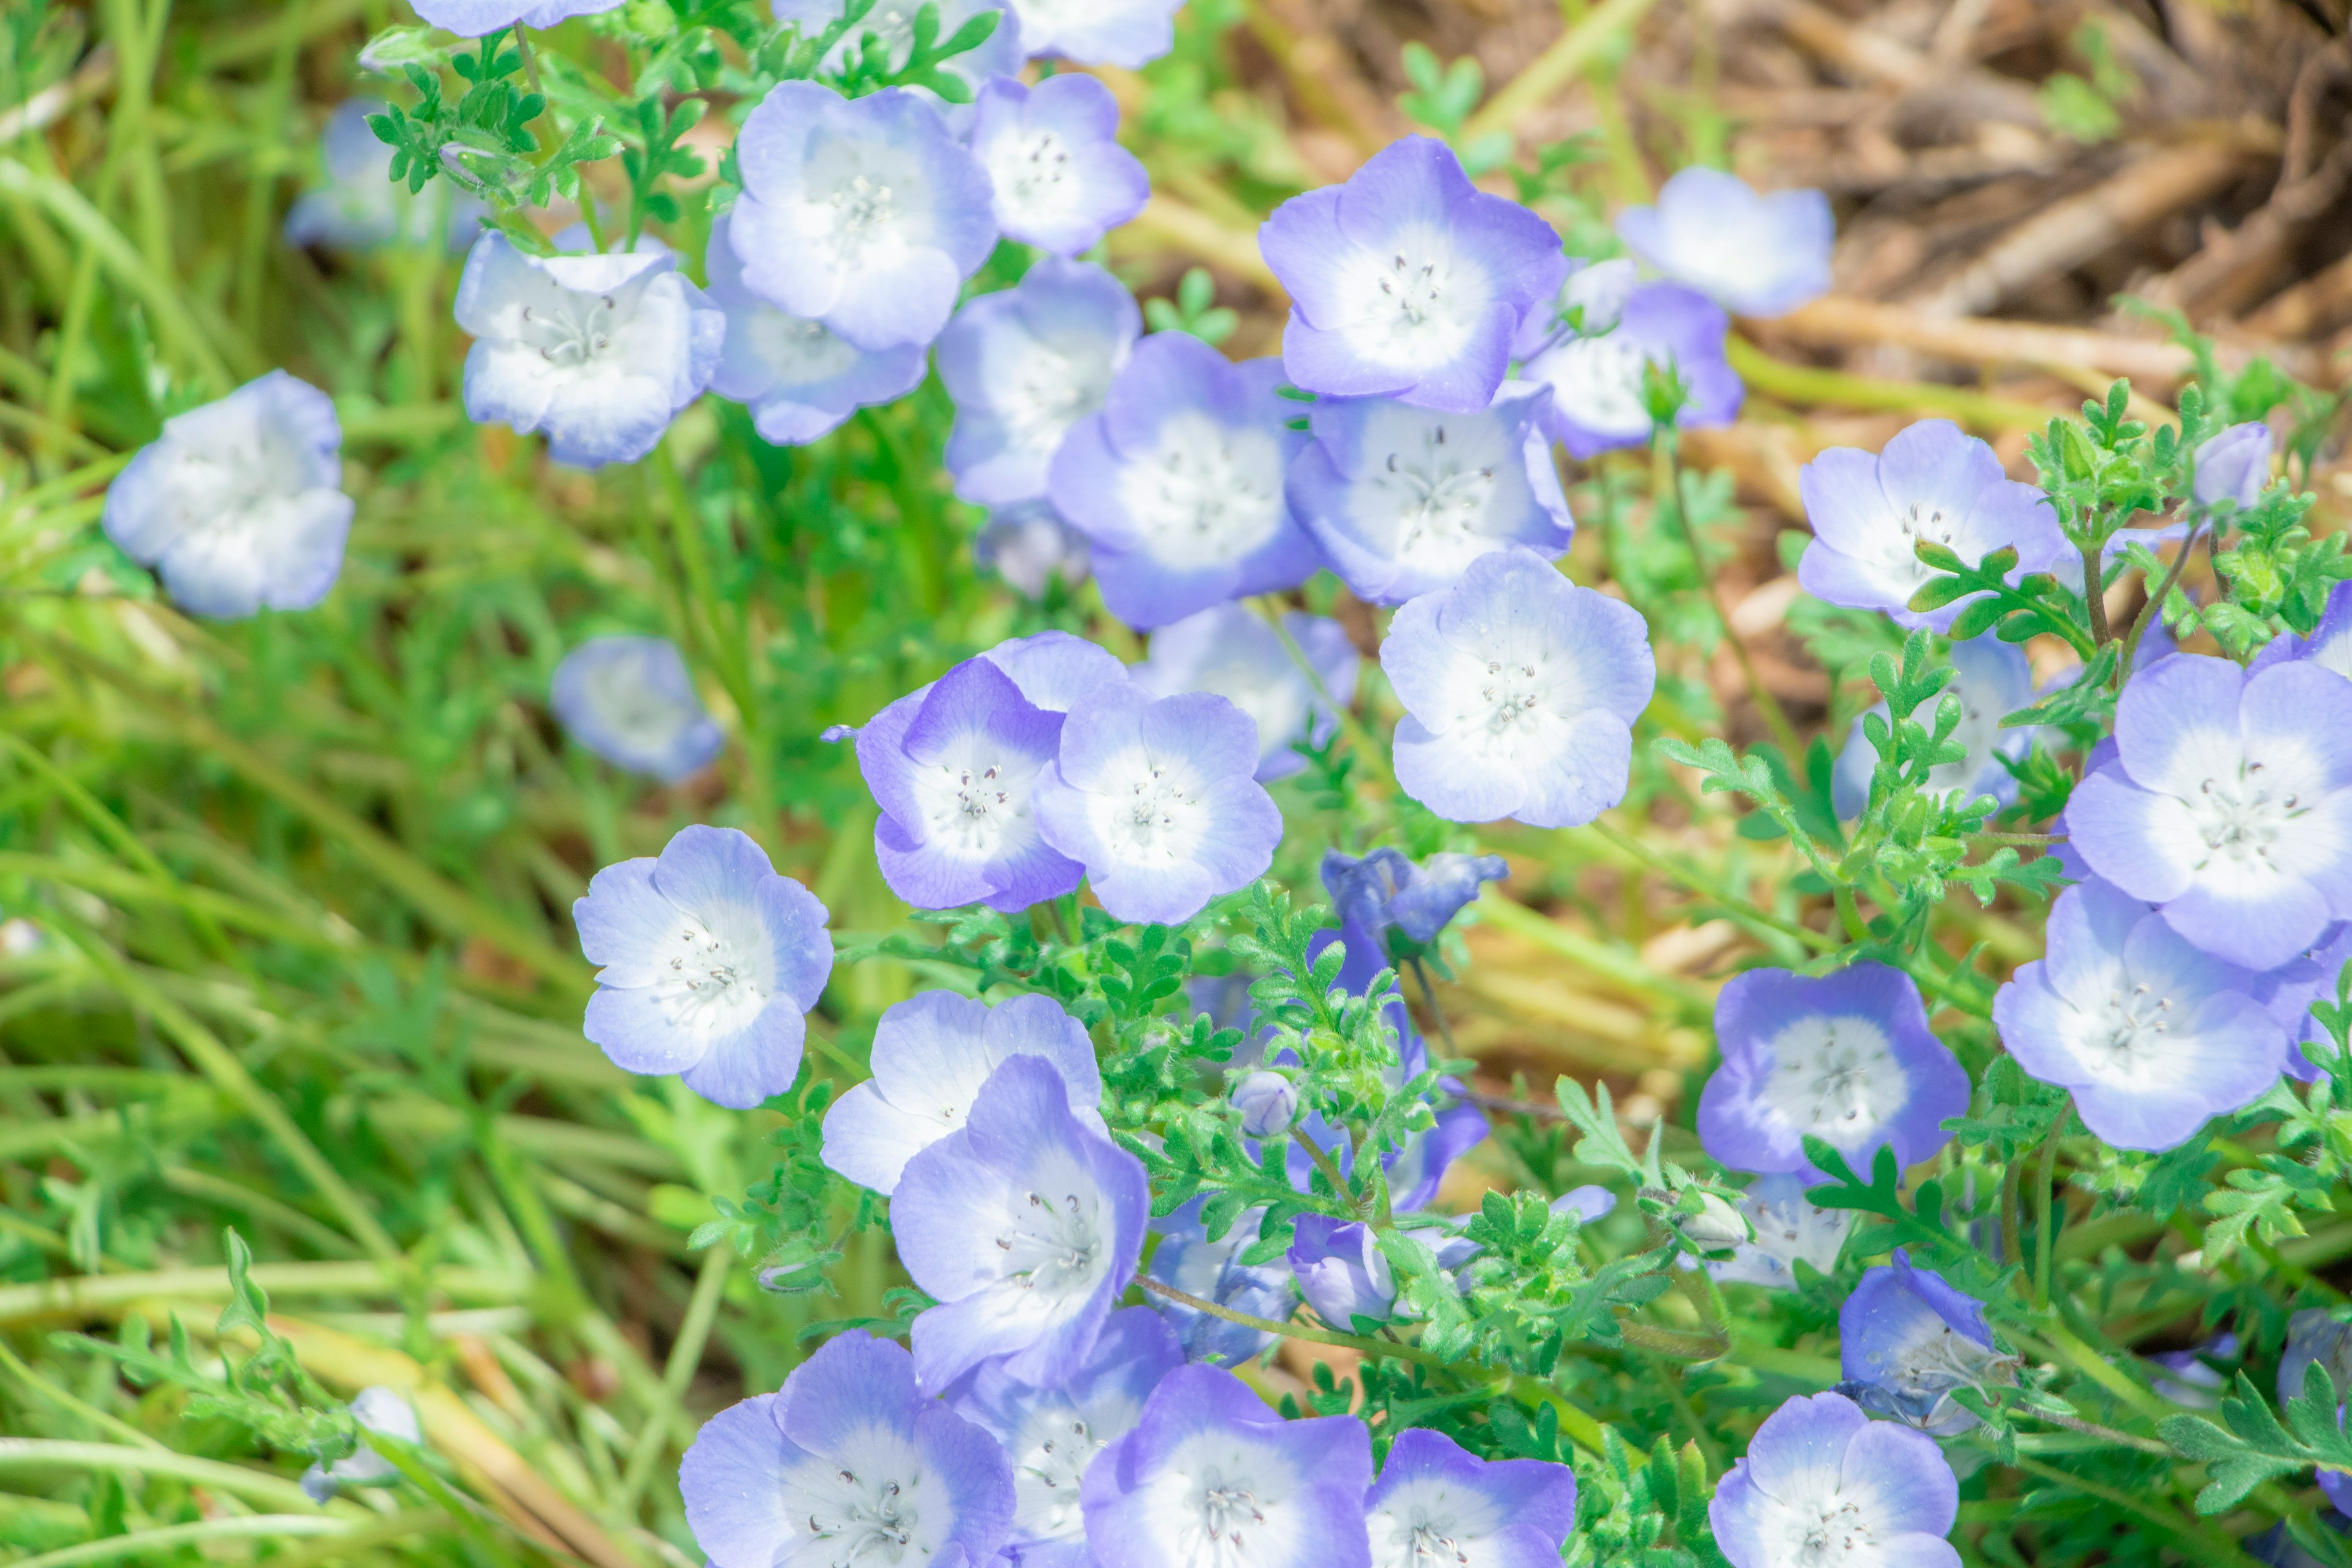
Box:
0, 1439, 334, 1514
616, 1248, 729, 1510
1588, 817, 1836, 952
2007, 1456, 2259, 1568
2033, 1102, 2067, 1311
2080, 543, 2111, 647
1656, 433, 1804, 761
2117, 521, 2203, 687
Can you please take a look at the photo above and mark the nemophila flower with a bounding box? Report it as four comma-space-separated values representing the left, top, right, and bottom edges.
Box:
102, 371, 354, 620
575, 826, 834, 1109
1047, 333, 1318, 629
2253, 922, 2352, 1082
823, 990, 1102, 1194
409, 0, 620, 35
1795, 418, 2067, 633
1697, 963, 1967, 1178
1616, 167, 1833, 319
1366, 1428, 1577, 1568
1553, 1185, 1616, 1223
2070, 654, 2352, 971
1130, 605, 1359, 783
301, 1387, 418, 1502
978, 502, 1094, 599
1709, 1391, 1960, 1568
1381, 546, 1656, 829
772, 0, 1023, 96
731, 82, 997, 351
680, 1331, 1014, 1568
2196, 421, 2275, 509
1287, 382, 1574, 605
894, 1055, 1148, 1391
1287, 1215, 1395, 1329
705, 217, 927, 447
1232, 1071, 1297, 1137
549, 636, 724, 782
948, 1308, 1185, 1568
940, 258, 1140, 505
1839, 1251, 2014, 1436
1992, 876, 2286, 1150
1005, 0, 1185, 68
984, 629, 1130, 711
970, 75, 1148, 255
2279, 1311, 2352, 1406
1080, 1363, 1374, 1568
1320, 846, 1509, 957
2149, 1337, 2234, 1409
1829, 635, 2037, 820
1145, 1199, 1295, 1365
1517, 281, 1740, 459
2251, 581, 2352, 682
1261, 137, 1567, 413
285, 100, 481, 253
1512, 257, 1640, 352
1034, 681, 1284, 925
1706, 1174, 1852, 1291
454, 232, 723, 468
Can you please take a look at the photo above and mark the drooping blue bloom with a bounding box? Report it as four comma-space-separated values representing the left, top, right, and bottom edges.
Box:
2070, 654, 2352, 971
1005, 0, 1185, 68
1697, 963, 1968, 1178
1286, 382, 1574, 605
771, 0, 1023, 97
1080, 1363, 1374, 1568
284, 100, 481, 253
575, 826, 834, 1109
2252, 921, 2352, 1082
1705, 1174, 1852, 1290
454, 232, 723, 468
1232, 1071, 1297, 1137
1287, 1214, 1395, 1329
2195, 421, 2274, 509
103, 371, 355, 620
1035, 680, 1284, 926
1510, 256, 1639, 350
978, 501, 1094, 599
680, 1332, 1015, 1568
1145, 1199, 1295, 1365
705, 216, 927, 447
1711, 1392, 1960, 1568
940, 257, 1140, 506
2251, 579, 2352, 682
1993, 876, 2288, 1151
1130, 604, 1359, 782
409, 0, 620, 35
823, 990, 1102, 1194
1616, 167, 1833, 319
1795, 418, 2068, 631
1319, 846, 1509, 958
946, 1308, 1185, 1568
1839, 1251, 2015, 1436
300, 1387, 418, 1502
1365, 1428, 1577, 1568
2147, 1335, 2236, 1409
1380, 546, 1656, 828
730, 82, 997, 350
1517, 281, 1740, 459
549, 636, 725, 782
895, 1055, 1149, 1392
970, 74, 1149, 256
1830, 635, 2037, 820
1260, 137, 1567, 414
1047, 333, 1319, 629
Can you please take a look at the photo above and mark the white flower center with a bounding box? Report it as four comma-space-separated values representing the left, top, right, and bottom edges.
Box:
1090, 758, 1208, 865
989, 126, 1075, 214
908, 734, 1046, 864
996, 1184, 1105, 1297
1188, 1469, 1268, 1568
1011, 1410, 1098, 1543
2092, 980, 2174, 1067
578, 654, 696, 756
1370, 419, 1502, 560
806, 138, 927, 266
1335, 234, 1486, 370
1757, 1015, 1905, 1145
1534, 333, 1651, 437
801, 1466, 921, 1566
1119, 412, 1287, 564
2187, 762, 2298, 870
998, 341, 1115, 459
649, 902, 772, 1038
745, 310, 862, 383
519, 292, 627, 368
1772, 1492, 1875, 1568
1368, 1501, 1473, 1568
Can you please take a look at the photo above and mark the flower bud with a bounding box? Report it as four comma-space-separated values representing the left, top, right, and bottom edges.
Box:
1233, 1071, 1298, 1138
1675, 1191, 1752, 1251
1287, 1214, 1396, 1328
2193, 421, 2273, 510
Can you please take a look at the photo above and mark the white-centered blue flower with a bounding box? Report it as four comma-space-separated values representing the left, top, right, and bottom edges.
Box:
970, 74, 1149, 256
2251, 581, 2352, 683
2194, 420, 2274, 510
1706, 1174, 1852, 1290
1365, 1428, 1577, 1568
1286, 1214, 1394, 1329
1616, 166, 1833, 319
1517, 279, 1741, 459
1708, 1391, 1961, 1568
1005, 0, 1185, 67
103, 371, 355, 620
549, 636, 724, 782
300, 1387, 418, 1503
409, 0, 621, 36
1130, 605, 1359, 782
284, 100, 481, 254
1145, 1198, 1296, 1365
977, 501, 1093, 599
1830, 635, 2038, 820
940, 258, 1140, 506
1839, 1251, 2015, 1436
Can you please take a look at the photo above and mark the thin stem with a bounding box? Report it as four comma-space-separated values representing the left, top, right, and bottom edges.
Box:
1999, 1145, 2026, 1269
1407, 957, 1458, 1058
2080, 543, 2111, 646
2117, 521, 2204, 686
2033, 1101, 2067, 1311
617, 1249, 729, 1510
1657, 435, 1803, 760
2018, 1409, 2171, 1455
1291, 1128, 1362, 1218
1589, 817, 1837, 952
2008, 1457, 2260, 1568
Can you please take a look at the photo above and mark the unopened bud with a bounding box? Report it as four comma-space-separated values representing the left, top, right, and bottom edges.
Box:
1676, 1191, 1752, 1250
1234, 1071, 1298, 1138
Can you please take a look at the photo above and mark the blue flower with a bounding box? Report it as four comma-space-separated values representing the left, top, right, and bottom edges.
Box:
1380, 546, 1655, 828
2070, 653, 2352, 971
1709, 1392, 1959, 1568
940, 257, 1140, 506
1319, 846, 1509, 957
1365, 1428, 1577, 1568
1830, 635, 2038, 820
1036, 681, 1284, 925
1838, 1251, 2015, 1436
1286, 382, 1574, 605
300, 1387, 417, 1502
2251, 921, 2352, 1082
970, 75, 1149, 256
2279, 1310, 2352, 1406
409, 0, 621, 35
1131, 605, 1359, 782
1145, 1198, 1295, 1365
680, 1332, 1014, 1568
895, 1055, 1149, 1392
549, 636, 723, 782
2253, 581, 2352, 682
731, 82, 997, 350
977, 501, 1093, 600
1518, 280, 1740, 458
103, 371, 353, 620
1796, 419, 2068, 632
1048, 333, 1319, 629
821, 990, 1102, 1194
1510, 256, 1638, 347
1261, 137, 1567, 414
1697, 963, 1967, 1178
946, 1308, 1185, 1568
284, 100, 481, 253
574, 826, 834, 1109
454, 232, 724, 468
705, 216, 928, 446
1287, 1214, 1395, 1329
1993, 876, 2288, 1150
1005, 0, 1184, 67
1616, 167, 1833, 319
2195, 421, 2274, 509
1080, 1364, 1373, 1568
772, 0, 1023, 97
1705, 1174, 1852, 1290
